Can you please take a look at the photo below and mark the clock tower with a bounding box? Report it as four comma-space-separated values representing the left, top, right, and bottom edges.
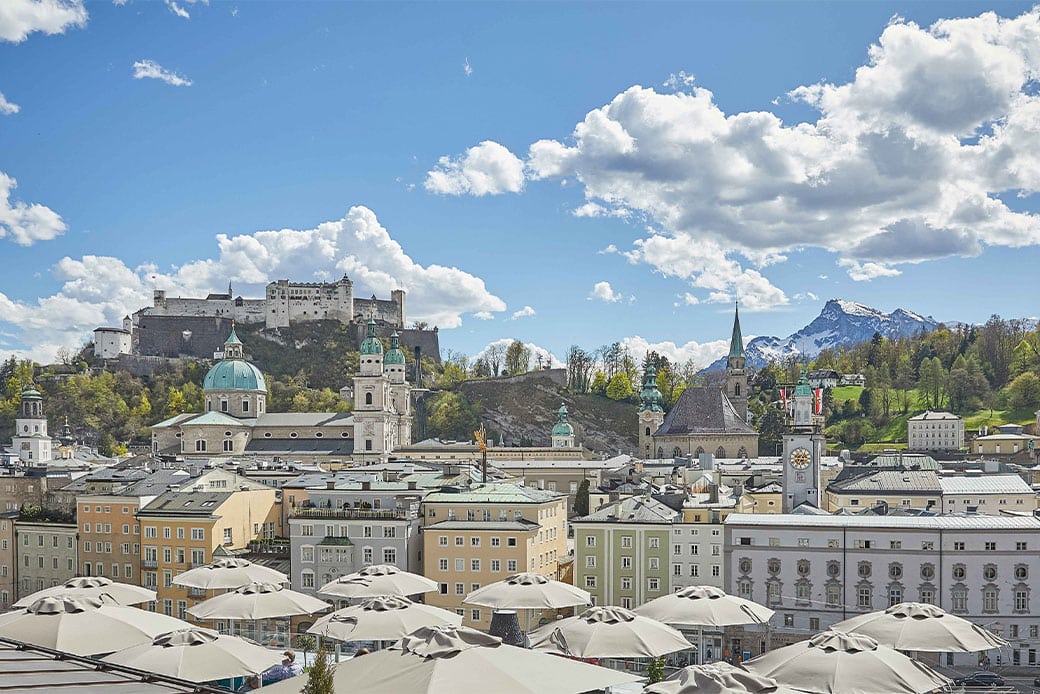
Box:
782, 366, 824, 512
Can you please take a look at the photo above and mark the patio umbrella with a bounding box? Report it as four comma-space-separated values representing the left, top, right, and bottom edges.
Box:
743, 630, 952, 694
635, 586, 773, 665
173, 557, 288, 590
102, 627, 282, 682
634, 586, 773, 628
0, 596, 191, 656
307, 595, 461, 642
187, 582, 330, 621
318, 564, 437, 600
464, 572, 590, 610
831, 602, 1008, 653
258, 624, 643, 694
13, 576, 156, 608
644, 662, 804, 694
529, 605, 692, 659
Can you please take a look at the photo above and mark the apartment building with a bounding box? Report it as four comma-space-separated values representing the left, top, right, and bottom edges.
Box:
136, 472, 277, 623
573, 495, 676, 610
14, 520, 77, 600
0, 512, 16, 609
724, 513, 1040, 668
421, 484, 568, 630
907, 411, 964, 451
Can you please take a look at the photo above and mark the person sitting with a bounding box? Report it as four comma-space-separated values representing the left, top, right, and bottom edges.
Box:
261, 650, 301, 684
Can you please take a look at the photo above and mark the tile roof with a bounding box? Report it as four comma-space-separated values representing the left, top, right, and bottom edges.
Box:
654, 387, 756, 436
575, 495, 679, 524
137, 490, 233, 516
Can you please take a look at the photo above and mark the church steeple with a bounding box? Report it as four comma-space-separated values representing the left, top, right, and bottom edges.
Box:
639, 364, 664, 413
727, 302, 745, 369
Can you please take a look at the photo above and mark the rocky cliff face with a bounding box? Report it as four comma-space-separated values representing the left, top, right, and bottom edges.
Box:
458, 372, 638, 454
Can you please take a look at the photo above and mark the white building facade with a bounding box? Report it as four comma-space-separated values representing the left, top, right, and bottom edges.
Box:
908, 411, 964, 451
724, 513, 1040, 667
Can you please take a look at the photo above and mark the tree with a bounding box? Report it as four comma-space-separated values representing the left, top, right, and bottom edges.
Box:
301, 639, 335, 694
504, 340, 531, 375
566, 346, 596, 393
485, 343, 504, 377
918, 357, 947, 409
295, 634, 316, 664
646, 657, 666, 684
590, 371, 608, 396
1005, 371, 1040, 411
574, 478, 591, 517
605, 372, 634, 401
426, 392, 481, 441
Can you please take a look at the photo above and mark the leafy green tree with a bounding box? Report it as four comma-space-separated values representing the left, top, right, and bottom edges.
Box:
590, 371, 608, 396
426, 392, 481, 441
1005, 371, 1040, 410
646, 657, 666, 683
504, 340, 531, 375
605, 373, 633, 401
574, 478, 591, 517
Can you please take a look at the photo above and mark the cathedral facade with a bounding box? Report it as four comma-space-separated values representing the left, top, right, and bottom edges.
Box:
150, 321, 411, 465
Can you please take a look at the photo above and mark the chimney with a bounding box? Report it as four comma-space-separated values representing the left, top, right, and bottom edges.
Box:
361, 481, 371, 491
326, 480, 335, 490
408, 481, 417, 490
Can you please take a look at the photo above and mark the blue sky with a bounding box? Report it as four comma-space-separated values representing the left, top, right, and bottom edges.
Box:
1, 1, 1038, 367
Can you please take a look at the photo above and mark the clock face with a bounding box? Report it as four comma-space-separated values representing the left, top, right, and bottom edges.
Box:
790, 447, 811, 470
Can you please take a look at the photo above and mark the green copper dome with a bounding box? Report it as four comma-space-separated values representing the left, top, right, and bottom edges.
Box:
20, 387, 42, 399
639, 364, 664, 413
384, 331, 405, 365
360, 319, 384, 356
551, 404, 574, 436
203, 359, 266, 392
793, 365, 812, 397
224, 326, 243, 346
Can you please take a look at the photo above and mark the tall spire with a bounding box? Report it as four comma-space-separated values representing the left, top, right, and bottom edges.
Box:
728, 301, 745, 360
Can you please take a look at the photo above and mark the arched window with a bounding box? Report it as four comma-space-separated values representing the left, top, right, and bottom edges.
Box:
644, 427, 651, 436
365, 393, 373, 405
672, 447, 682, 458
657, 447, 664, 458
694, 447, 705, 456
716, 446, 726, 458
734, 384, 741, 396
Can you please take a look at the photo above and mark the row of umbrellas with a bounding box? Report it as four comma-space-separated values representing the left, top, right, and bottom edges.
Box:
0, 563, 1011, 694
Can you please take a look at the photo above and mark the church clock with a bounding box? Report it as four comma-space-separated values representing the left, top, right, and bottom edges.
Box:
790, 447, 811, 470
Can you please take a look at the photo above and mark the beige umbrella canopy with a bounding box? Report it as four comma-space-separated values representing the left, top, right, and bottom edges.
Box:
0, 596, 191, 656
259, 624, 643, 694
464, 572, 591, 610
529, 606, 692, 659
644, 662, 805, 694
13, 576, 156, 608
635, 586, 774, 628
318, 564, 438, 600
307, 595, 461, 642
187, 582, 330, 621
173, 557, 288, 590
102, 627, 282, 682
743, 630, 952, 694
831, 602, 1008, 653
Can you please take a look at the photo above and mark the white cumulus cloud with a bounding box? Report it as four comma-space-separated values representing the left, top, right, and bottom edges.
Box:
0, 92, 19, 115
510, 305, 536, 320
473, 311, 494, 320
429, 9, 1040, 294
621, 335, 731, 371
472, 338, 560, 370
588, 281, 623, 303
0, 0, 87, 43
0, 206, 505, 361
133, 59, 192, 86
0, 172, 67, 246
424, 141, 525, 196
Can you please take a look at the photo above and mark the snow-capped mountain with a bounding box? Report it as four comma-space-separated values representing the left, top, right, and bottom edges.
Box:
705, 299, 940, 371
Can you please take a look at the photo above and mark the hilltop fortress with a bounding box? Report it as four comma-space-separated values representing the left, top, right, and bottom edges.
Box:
94, 276, 440, 363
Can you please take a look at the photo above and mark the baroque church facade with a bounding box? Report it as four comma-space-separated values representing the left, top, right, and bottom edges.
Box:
638, 305, 759, 460
151, 320, 411, 465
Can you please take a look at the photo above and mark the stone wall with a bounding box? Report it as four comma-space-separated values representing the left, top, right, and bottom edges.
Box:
136, 315, 234, 359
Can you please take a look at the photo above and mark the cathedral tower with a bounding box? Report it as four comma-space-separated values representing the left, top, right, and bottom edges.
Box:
725, 303, 749, 423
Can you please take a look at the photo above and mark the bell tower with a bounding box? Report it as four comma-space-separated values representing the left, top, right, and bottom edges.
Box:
13, 386, 51, 465
638, 364, 665, 458
725, 303, 749, 423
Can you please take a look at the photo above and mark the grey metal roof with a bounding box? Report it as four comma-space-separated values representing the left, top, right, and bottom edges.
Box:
244, 438, 354, 456
255, 412, 353, 427
908, 410, 961, 420
938, 474, 1035, 494
423, 483, 563, 504
828, 469, 942, 494
137, 490, 233, 516
0, 638, 223, 692
654, 387, 756, 436
575, 495, 679, 524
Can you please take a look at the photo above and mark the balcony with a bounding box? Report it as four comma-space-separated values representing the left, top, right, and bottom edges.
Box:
188, 587, 208, 598
293, 507, 411, 521
143, 559, 158, 569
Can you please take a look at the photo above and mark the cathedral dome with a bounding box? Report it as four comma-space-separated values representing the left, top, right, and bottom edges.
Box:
203, 360, 267, 393
551, 404, 574, 436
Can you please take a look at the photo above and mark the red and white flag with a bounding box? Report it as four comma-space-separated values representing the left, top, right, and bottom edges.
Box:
780, 387, 787, 410
814, 387, 823, 414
